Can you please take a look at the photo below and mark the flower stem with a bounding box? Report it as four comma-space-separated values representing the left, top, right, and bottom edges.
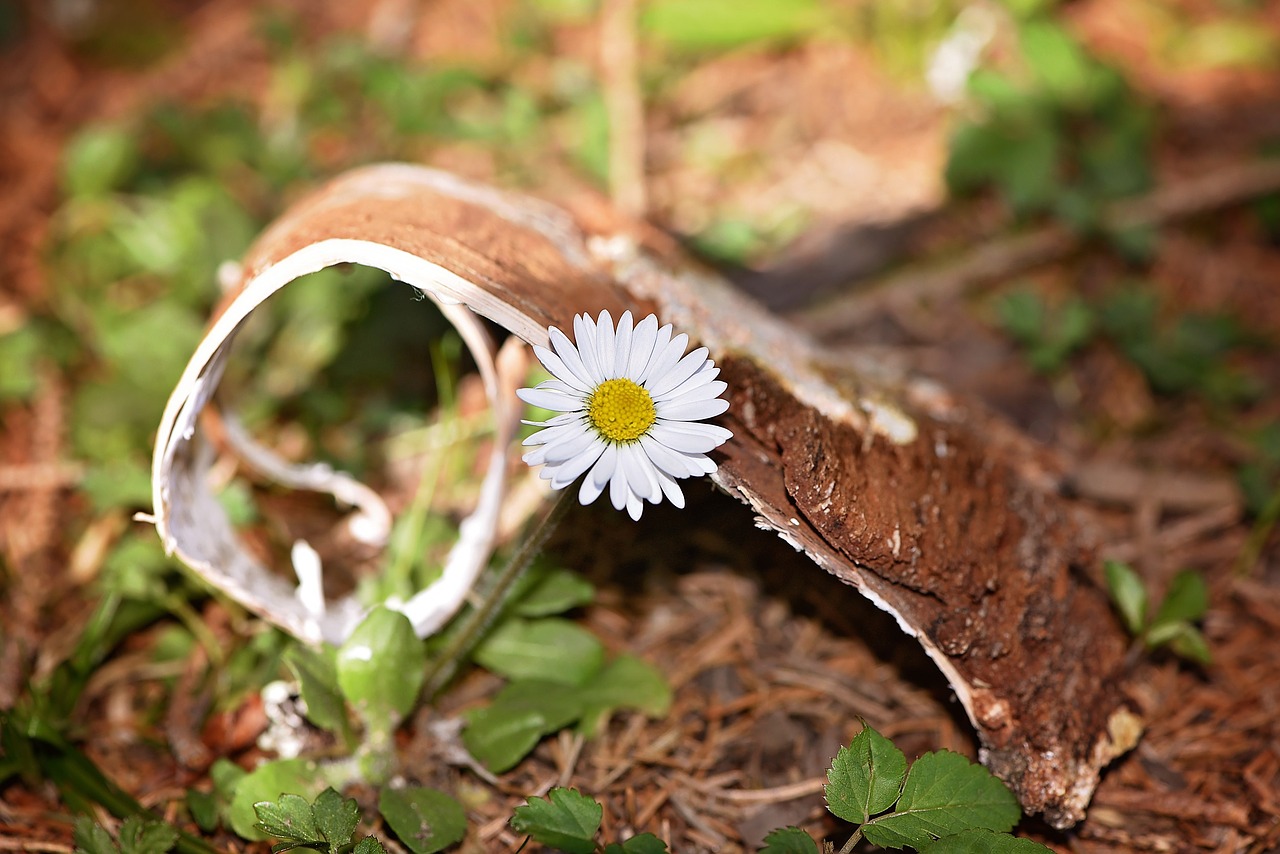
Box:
836, 828, 863, 854
420, 487, 575, 701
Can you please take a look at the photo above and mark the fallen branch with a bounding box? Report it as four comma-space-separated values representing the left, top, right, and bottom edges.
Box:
151, 164, 1141, 827
797, 158, 1280, 336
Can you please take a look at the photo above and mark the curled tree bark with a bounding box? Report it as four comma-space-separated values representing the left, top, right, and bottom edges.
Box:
151, 164, 1138, 828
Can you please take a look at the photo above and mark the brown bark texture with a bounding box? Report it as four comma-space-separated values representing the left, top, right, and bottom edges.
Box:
156, 164, 1138, 828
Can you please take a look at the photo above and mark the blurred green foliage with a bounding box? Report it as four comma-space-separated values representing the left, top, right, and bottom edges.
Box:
947, 15, 1155, 235
997, 284, 1264, 409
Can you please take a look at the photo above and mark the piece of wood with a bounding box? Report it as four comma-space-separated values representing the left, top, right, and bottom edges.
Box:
151, 164, 1138, 827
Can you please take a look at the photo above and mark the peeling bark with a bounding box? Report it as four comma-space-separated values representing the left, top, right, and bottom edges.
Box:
151, 164, 1138, 827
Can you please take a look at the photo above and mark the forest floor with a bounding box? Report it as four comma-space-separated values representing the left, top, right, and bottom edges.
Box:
2, 0, 1279, 852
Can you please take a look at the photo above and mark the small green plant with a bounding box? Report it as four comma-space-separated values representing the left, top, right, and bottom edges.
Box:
946, 12, 1155, 245
250, 787, 466, 854
73, 817, 180, 854
997, 289, 1095, 374
509, 724, 1051, 853
1105, 561, 1212, 665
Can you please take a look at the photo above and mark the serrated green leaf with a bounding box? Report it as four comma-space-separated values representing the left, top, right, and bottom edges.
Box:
475, 617, 604, 686
312, 788, 358, 849
74, 817, 120, 854
577, 655, 672, 738
284, 645, 353, 743
352, 838, 388, 854
758, 826, 821, 854
186, 789, 219, 833
254, 792, 319, 843
116, 817, 179, 854
229, 758, 327, 840
620, 833, 670, 853
514, 567, 595, 617
336, 607, 425, 732
1151, 570, 1208, 628
510, 787, 602, 854
462, 705, 548, 773
862, 751, 1021, 849
603, 834, 670, 854
379, 787, 467, 854
1104, 560, 1148, 636
917, 828, 1053, 853
824, 725, 907, 824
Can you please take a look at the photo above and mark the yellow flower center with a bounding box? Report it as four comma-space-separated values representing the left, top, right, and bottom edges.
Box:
587, 378, 656, 443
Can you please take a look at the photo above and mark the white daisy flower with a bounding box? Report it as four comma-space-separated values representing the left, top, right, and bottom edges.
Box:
517, 310, 732, 521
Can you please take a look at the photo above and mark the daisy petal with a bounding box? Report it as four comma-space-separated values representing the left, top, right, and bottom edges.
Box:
656, 470, 685, 508
533, 344, 591, 392
646, 346, 710, 399
653, 366, 720, 402
625, 493, 644, 521
640, 434, 707, 478
541, 428, 599, 463
645, 331, 689, 387
637, 324, 676, 384
627, 314, 660, 379
517, 387, 585, 412
650, 421, 732, 454
595, 310, 615, 378
609, 455, 629, 511
574, 314, 604, 382
548, 437, 606, 487
549, 327, 595, 387
658, 397, 730, 422
521, 412, 581, 429
613, 310, 634, 377
579, 469, 606, 505
590, 443, 618, 491
660, 379, 728, 407
621, 443, 660, 503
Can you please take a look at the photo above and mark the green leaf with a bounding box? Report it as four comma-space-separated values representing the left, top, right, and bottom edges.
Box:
462, 705, 548, 773
352, 839, 388, 854
463, 678, 588, 771
758, 826, 821, 854
336, 607, 425, 732
312, 788, 358, 849
284, 644, 353, 744
378, 787, 467, 854
509, 787, 602, 854
862, 751, 1021, 849
116, 816, 180, 854
254, 793, 320, 843
610, 834, 670, 853
74, 817, 120, 854
229, 758, 327, 840
61, 124, 140, 197
824, 724, 907, 824
514, 567, 595, 617
917, 828, 1054, 853
576, 654, 673, 737
186, 789, 220, 833
1019, 21, 1094, 107
0, 327, 43, 401
641, 0, 830, 53
1145, 621, 1213, 665
474, 617, 604, 686
1151, 570, 1209, 628
1104, 560, 1148, 636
